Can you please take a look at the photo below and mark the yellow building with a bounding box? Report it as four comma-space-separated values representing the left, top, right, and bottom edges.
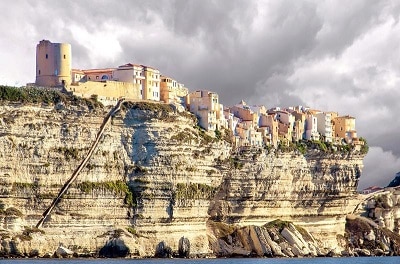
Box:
35, 40, 71, 87
68, 80, 141, 105
160, 76, 188, 105
333, 115, 357, 143
143, 66, 160, 101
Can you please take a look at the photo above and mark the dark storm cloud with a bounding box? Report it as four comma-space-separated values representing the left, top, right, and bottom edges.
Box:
2, 0, 400, 188
311, 1, 391, 57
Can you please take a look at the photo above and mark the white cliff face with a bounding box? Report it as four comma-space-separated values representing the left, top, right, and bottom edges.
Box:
362, 189, 400, 234
208, 148, 364, 249
0, 100, 366, 257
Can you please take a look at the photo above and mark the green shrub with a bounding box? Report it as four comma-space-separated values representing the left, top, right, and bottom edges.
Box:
264, 219, 291, 231
127, 227, 136, 235
359, 137, 369, 154
122, 101, 173, 113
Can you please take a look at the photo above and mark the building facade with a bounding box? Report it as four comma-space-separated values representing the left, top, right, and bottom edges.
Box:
189, 90, 223, 131
84, 68, 115, 82
113, 63, 145, 98
334, 115, 357, 143
316, 112, 333, 142
143, 66, 160, 101
160, 76, 188, 105
305, 114, 320, 141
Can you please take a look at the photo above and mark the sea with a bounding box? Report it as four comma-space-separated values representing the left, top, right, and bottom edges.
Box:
1, 258, 400, 264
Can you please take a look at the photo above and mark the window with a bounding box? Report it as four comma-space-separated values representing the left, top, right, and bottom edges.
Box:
38, 70, 41, 75
45, 54, 48, 59
63, 54, 66, 59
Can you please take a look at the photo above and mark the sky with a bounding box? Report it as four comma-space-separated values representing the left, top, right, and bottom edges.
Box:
1, 0, 400, 190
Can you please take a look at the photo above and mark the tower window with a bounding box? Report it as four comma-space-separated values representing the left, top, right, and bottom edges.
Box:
46, 54, 48, 59
38, 70, 41, 75
64, 54, 66, 59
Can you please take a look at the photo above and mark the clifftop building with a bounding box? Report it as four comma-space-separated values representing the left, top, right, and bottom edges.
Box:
35, 40, 71, 87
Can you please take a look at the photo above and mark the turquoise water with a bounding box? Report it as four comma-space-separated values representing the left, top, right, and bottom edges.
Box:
1, 258, 400, 264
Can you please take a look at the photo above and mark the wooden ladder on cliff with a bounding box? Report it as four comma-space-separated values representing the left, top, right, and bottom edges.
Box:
36, 98, 125, 228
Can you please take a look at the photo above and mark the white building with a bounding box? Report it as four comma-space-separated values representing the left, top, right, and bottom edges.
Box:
113, 63, 145, 98
316, 112, 333, 142
305, 114, 320, 141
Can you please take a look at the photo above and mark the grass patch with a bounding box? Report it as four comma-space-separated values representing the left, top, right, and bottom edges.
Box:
264, 219, 291, 231
175, 183, 217, 200
76, 180, 135, 207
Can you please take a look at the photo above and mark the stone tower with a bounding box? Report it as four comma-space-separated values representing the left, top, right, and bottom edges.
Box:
35, 40, 71, 87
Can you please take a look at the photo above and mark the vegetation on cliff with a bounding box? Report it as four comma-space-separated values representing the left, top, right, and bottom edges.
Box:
75, 180, 135, 206
0, 85, 101, 109
275, 137, 369, 155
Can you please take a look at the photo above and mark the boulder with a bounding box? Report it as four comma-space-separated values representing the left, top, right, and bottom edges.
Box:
354, 248, 371, 256
249, 226, 272, 257
281, 227, 309, 255
279, 242, 294, 257
364, 230, 375, 241
262, 228, 285, 257
54, 246, 74, 258
374, 248, 385, 256
231, 247, 251, 257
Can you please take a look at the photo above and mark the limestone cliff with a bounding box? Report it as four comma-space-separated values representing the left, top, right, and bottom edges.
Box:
0, 97, 367, 258
208, 147, 364, 250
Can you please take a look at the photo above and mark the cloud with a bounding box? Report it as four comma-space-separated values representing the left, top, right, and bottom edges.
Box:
359, 147, 400, 190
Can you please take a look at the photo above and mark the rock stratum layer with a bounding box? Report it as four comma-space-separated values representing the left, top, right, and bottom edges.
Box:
0, 100, 381, 258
